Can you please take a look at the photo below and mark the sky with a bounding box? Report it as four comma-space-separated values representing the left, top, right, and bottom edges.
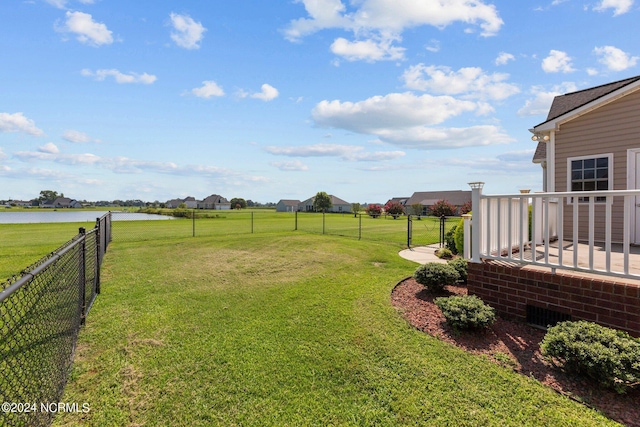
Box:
1, 0, 639, 204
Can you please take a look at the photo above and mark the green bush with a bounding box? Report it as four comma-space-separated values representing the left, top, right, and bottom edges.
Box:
540, 321, 640, 394
434, 295, 496, 330
435, 248, 453, 259
413, 262, 460, 292
454, 217, 465, 255
447, 257, 468, 284
444, 224, 458, 255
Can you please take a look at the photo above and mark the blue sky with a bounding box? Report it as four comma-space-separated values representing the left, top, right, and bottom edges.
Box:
1, 0, 638, 204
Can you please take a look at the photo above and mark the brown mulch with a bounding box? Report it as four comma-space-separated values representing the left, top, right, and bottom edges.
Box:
391, 277, 640, 427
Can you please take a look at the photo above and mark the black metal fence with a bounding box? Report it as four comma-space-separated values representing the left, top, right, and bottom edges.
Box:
109, 210, 459, 247
0, 213, 111, 427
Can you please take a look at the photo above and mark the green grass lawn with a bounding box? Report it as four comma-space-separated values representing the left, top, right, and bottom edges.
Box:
51, 232, 617, 426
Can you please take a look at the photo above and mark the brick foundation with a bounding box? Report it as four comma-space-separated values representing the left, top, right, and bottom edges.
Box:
467, 261, 640, 337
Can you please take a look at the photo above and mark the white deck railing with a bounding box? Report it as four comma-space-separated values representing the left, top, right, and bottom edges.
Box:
464, 188, 640, 280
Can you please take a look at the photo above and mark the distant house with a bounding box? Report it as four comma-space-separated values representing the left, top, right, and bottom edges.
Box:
276, 199, 301, 212
7, 200, 34, 207
166, 197, 198, 209
404, 190, 471, 216
298, 195, 351, 213
51, 197, 82, 208
197, 194, 231, 210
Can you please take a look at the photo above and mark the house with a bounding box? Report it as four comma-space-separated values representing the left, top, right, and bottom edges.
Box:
51, 197, 82, 208
197, 194, 231, 210
166, 197, 198, 209
404, 191, 471, 216
276, 199, 301, 212
530, 74, 640, 243
298, 195, 351, 213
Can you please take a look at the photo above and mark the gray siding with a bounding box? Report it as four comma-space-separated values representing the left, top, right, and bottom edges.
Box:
554, 88, 640, 242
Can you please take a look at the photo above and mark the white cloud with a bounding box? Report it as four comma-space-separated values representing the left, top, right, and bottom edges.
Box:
38, 142, 60, 154
376, 125, 512, 149
169, 13, 206, 50
44, 0, 95, 8
60, 11, 113, 46
425, 39, 440, 53
593, 0, 634, 15
312, 92, 478, 134
0, 112, 45, 136
593, 45, 639, 71
541, 50, 575, 73
284, 0, 502, 63
265, 143, 405, 161
251, 84, 279, 101
517, 82, 578, 116
269, 160, 309, 171
81, 69, 157, 84
330, 36, 405, 62
190, 81, 225, 98
0, 147, 6, 161
495, 52, 515, 66
285, 0, 503, 40
63, 129, 102, 143
401, 65, 520, 100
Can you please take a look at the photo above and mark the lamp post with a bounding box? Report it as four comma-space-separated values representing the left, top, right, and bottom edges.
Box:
467, 182, 484, 263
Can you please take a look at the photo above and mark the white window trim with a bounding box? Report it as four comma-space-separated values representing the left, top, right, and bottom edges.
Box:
566, 153, 613, 203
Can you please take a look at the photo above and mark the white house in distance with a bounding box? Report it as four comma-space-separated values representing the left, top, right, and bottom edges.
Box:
275, 200, 301, 212
165, 197, 197, 209
404, 190, 471, 216
197, 194, 231, 210
296, 195, 351, 213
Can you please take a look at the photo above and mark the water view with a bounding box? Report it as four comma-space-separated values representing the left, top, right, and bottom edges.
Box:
0, 211, 174, 224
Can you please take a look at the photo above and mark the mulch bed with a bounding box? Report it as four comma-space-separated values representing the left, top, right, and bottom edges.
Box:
391, 277, 640, 427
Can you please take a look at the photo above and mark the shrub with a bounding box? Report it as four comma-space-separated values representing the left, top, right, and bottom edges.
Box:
444, 224, 458, 255
366, 204, 382, 218
413, 262, 460, 292
435, 248, 453, 259
434, 295, 496, 330
384, 201, 405, 218
541, 321, 640, 394
447, 257, 468, 284
429, 199, 457, 217
454, 217, 465, 255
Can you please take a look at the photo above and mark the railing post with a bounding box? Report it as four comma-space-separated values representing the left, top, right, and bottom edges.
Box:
462, 214, 472, 259
468, 182, 484, 263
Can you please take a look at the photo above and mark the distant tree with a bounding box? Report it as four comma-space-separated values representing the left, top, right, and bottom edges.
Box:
313, 192, 332, 212
177, 202, 187, 209
410, 203, 423, 216
350, 203, 361, 217
459, 200, 472, 215
38, 190, 60, 202
365, 204, 382, 218
429, 199, 457, 217
246, 199, 255, 207
230, 198, 247, 209
384, 201, 405, 219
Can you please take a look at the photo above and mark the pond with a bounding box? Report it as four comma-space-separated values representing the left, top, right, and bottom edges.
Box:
0, 211, 174, 224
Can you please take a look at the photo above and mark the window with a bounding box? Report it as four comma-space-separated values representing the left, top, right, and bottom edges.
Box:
567, 154, 612, 202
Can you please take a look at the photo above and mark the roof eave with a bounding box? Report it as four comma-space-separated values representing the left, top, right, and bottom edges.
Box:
533, 78, 640, 133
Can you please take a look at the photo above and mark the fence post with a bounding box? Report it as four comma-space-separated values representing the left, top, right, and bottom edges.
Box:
295, 211, 298, 231
192, 209, 196, 237
440, 215, 446, 247
407, 215, 412, 248
251, 211, 254, 234
78, 227, 87, 324
358, 213, 362, 240
94, 218, 101, 295
323, 211, 325, 234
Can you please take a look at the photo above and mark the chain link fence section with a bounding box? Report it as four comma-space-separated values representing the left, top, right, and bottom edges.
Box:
0, 213, 111, 427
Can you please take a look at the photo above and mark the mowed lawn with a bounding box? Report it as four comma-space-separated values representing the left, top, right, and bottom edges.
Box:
52, 232, 617, 426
